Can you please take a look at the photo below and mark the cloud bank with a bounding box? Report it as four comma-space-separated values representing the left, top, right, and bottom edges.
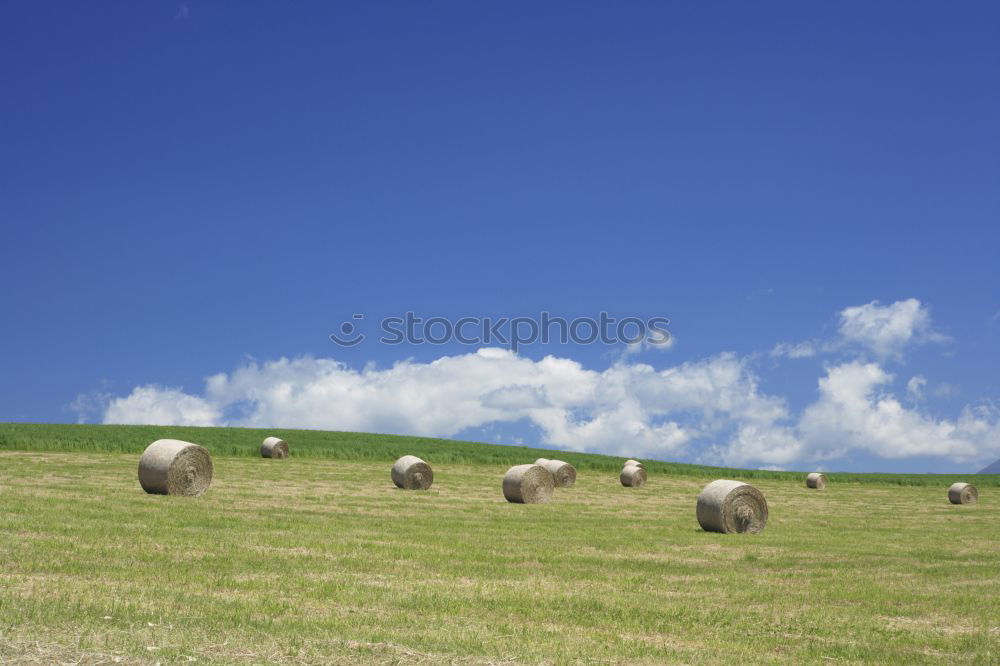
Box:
95, 299, 999, 469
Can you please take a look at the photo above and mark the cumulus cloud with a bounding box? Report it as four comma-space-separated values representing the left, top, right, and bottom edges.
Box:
715, 360, 1000, 466
103, 349, 787, 460
711, 422, 805, 467
838, 298, 947, 359
795, 362, 997, 462
772, 299, 948, 362
105, 386, 221, 426
98, 300, 998, 470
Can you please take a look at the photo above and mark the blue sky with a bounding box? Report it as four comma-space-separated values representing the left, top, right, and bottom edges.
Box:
2, 2, 998, 472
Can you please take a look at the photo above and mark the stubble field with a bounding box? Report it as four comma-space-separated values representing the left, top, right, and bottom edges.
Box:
1, 424, 998, 664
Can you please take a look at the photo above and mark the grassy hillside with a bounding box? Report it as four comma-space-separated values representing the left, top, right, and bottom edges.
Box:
1, 446, 997, 664
1, 422, 996, 487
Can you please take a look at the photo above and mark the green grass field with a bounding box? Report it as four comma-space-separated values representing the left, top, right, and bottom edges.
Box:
1, 423, 998, 664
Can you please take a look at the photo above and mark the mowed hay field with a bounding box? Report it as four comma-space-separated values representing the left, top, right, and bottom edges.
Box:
1, 425, 999, 664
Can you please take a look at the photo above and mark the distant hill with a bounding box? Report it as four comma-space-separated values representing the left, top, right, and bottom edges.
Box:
979, 458, 1000, 474
2, 422, 1000, 486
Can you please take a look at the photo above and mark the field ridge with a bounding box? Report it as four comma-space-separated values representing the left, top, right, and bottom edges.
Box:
1, 422, 996, 487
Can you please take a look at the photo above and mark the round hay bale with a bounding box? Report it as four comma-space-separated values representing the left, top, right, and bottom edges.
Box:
138, 439, 213, 496
624, 459, 645, 469
948, 482, 978, 505
806, 472, 826, 489
696, 479, 768, 534
620, 464, 647, 487
534, 458, 550, 466
540, 459, 577, 488
391, 455, 433, 490
261, 436, 289, 459
503, 464, 554, 504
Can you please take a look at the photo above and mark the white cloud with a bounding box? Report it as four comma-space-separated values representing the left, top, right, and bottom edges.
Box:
838, 298, 946, 359
713, 422, 805, 467
795, 362, 997, 462
771, 299, 947, 363
713, 361, 1000, 467
104, 385, 221, 426
103, 349, 785, 461
99, 302, 998, 470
